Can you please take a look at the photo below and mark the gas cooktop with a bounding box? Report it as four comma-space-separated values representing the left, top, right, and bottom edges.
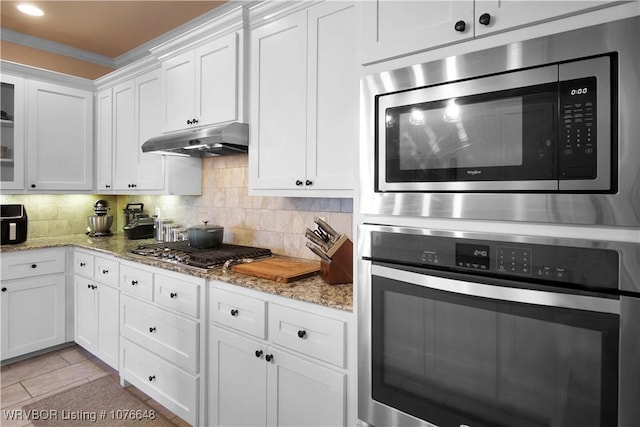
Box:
128, 241, 272, 270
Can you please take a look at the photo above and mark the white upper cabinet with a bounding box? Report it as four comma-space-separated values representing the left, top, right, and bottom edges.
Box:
361, 0, 474, 64
99, 68, 201, 195
474, 1, 618, 37
306, 2, 359, 193
250, 9, 308, 192
131, 69, 165, 191
362, 0, 621, 64
113, 71, 166, 191
161, 32, 240, 133
95, 88, 113, 192
26, 81, 93, 191
0, 74, 25, 191
249, 1, 358, 197
112, 79, 137, 190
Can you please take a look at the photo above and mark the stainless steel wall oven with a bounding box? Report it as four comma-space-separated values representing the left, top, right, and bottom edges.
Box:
360, 17, 639, 226
358, 224, 640, 427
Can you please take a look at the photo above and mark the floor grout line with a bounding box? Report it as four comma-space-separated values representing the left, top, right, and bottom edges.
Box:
1, 345, 189, 426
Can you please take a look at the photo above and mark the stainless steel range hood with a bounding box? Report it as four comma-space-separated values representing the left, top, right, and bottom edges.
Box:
141, 122, 248, 157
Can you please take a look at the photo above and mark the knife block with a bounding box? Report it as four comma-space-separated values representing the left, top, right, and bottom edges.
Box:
320, 237, 353, 285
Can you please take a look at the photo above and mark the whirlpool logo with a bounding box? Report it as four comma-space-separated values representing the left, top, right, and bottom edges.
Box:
466, 170, 482, 176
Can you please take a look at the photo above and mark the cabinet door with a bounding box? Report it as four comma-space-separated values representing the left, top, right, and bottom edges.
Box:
474, 1, 617, 36
162, 51, 196, 132
1, 274, 66, 360
95, 88, 113, 192
266, 348, 346, 427
361, 0, 474, 64
306, 2, 357, 192
96, 283, 119, 370
26, 81, 93, 191
250, 10, 308, 190
0, 74, 25, 190
135, 69, 165, 190
74, 275, 97, 351
112, 80, 137, 190
209, 326, 267, 427
196, 33, 239, 127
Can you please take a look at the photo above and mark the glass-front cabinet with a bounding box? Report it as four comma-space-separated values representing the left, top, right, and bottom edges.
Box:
0, 74, 25, 190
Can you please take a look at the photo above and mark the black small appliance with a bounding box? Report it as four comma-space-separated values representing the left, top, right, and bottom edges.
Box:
1, 204, 28, 245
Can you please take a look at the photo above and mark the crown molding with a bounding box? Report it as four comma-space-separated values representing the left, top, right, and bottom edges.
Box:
94, 56, 160, 91
0, 60, 96, 91
247, 0, 315, 29
0, 27, 116, 69
149, 2, 247, 61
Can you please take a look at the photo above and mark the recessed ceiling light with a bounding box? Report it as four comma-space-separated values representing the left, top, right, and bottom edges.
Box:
17, 3, 44, 17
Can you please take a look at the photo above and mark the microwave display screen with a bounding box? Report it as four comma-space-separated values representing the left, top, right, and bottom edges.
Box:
395, 97, 524, 171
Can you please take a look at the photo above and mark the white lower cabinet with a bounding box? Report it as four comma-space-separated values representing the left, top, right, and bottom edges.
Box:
74, 275, 119, 369
73, 250, 120, 370
1, 248, 66, 360
208, 282, 351, 427
120, 339, 198, 425
119, 263, 204, 426
210, 326, 345, 427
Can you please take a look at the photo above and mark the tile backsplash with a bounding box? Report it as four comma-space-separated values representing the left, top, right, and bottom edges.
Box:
0, 194, 119, 237
1, 154, 353, 261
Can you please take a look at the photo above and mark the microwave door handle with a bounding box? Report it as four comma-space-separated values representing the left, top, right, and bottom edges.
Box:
371, 264, 620, 315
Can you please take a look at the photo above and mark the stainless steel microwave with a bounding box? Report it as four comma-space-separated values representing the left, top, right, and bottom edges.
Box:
361, 17, 640, 227
378, 56, 611, 192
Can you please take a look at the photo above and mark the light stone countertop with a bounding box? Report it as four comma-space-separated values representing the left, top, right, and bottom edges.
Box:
0, 234, 353, 312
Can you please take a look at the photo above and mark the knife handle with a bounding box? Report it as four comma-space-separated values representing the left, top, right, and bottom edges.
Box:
306, 242, 331, 263
314, 217, 339, 240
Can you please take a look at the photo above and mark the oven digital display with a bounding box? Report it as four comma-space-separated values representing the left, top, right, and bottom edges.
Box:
455, 243, 490, 270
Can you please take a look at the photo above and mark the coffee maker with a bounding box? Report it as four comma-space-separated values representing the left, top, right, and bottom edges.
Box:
123, 203, 154, 239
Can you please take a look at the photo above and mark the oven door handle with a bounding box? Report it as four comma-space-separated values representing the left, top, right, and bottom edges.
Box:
372, 264, 620, 315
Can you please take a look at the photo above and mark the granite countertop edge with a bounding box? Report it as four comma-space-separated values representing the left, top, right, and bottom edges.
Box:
1, 234, 353, 312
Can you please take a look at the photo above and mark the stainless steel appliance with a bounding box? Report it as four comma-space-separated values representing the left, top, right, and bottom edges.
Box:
0, 204, 27, 245
141, 122, 249, 157
361, 17, 640, 226
87, 199, 113, 237
128, 241, 271, 270
358, 224, 640, 427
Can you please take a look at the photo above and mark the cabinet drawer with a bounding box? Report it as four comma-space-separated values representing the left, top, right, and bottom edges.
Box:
154, 274, 200, 318
268, 303, 346, 367
210, 288, 266, 339
74, 251, 95, 277
120, 264, 153, 301
120, 295, 199, 374
94, 256, 119, 287
120, 339, 197, 426
1, 248, 65, 280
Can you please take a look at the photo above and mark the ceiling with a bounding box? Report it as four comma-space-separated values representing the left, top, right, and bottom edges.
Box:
0, 1, 228, 80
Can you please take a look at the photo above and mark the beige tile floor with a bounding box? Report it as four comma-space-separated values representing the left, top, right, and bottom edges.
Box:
1, 345, 190, 427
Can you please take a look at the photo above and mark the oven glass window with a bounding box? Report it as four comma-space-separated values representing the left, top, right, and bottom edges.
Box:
371, 273, 619, 427
383, 84, 558, 183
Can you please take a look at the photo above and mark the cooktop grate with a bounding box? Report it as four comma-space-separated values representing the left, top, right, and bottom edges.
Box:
129, 241, 272, 269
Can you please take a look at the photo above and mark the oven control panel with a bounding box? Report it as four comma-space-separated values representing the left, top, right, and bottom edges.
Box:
371, 231, 619, 290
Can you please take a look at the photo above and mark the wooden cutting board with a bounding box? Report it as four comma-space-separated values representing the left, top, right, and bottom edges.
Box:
231, 258, 320, 283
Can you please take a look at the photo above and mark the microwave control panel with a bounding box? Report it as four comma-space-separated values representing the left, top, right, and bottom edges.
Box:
559, 77, 597, 179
